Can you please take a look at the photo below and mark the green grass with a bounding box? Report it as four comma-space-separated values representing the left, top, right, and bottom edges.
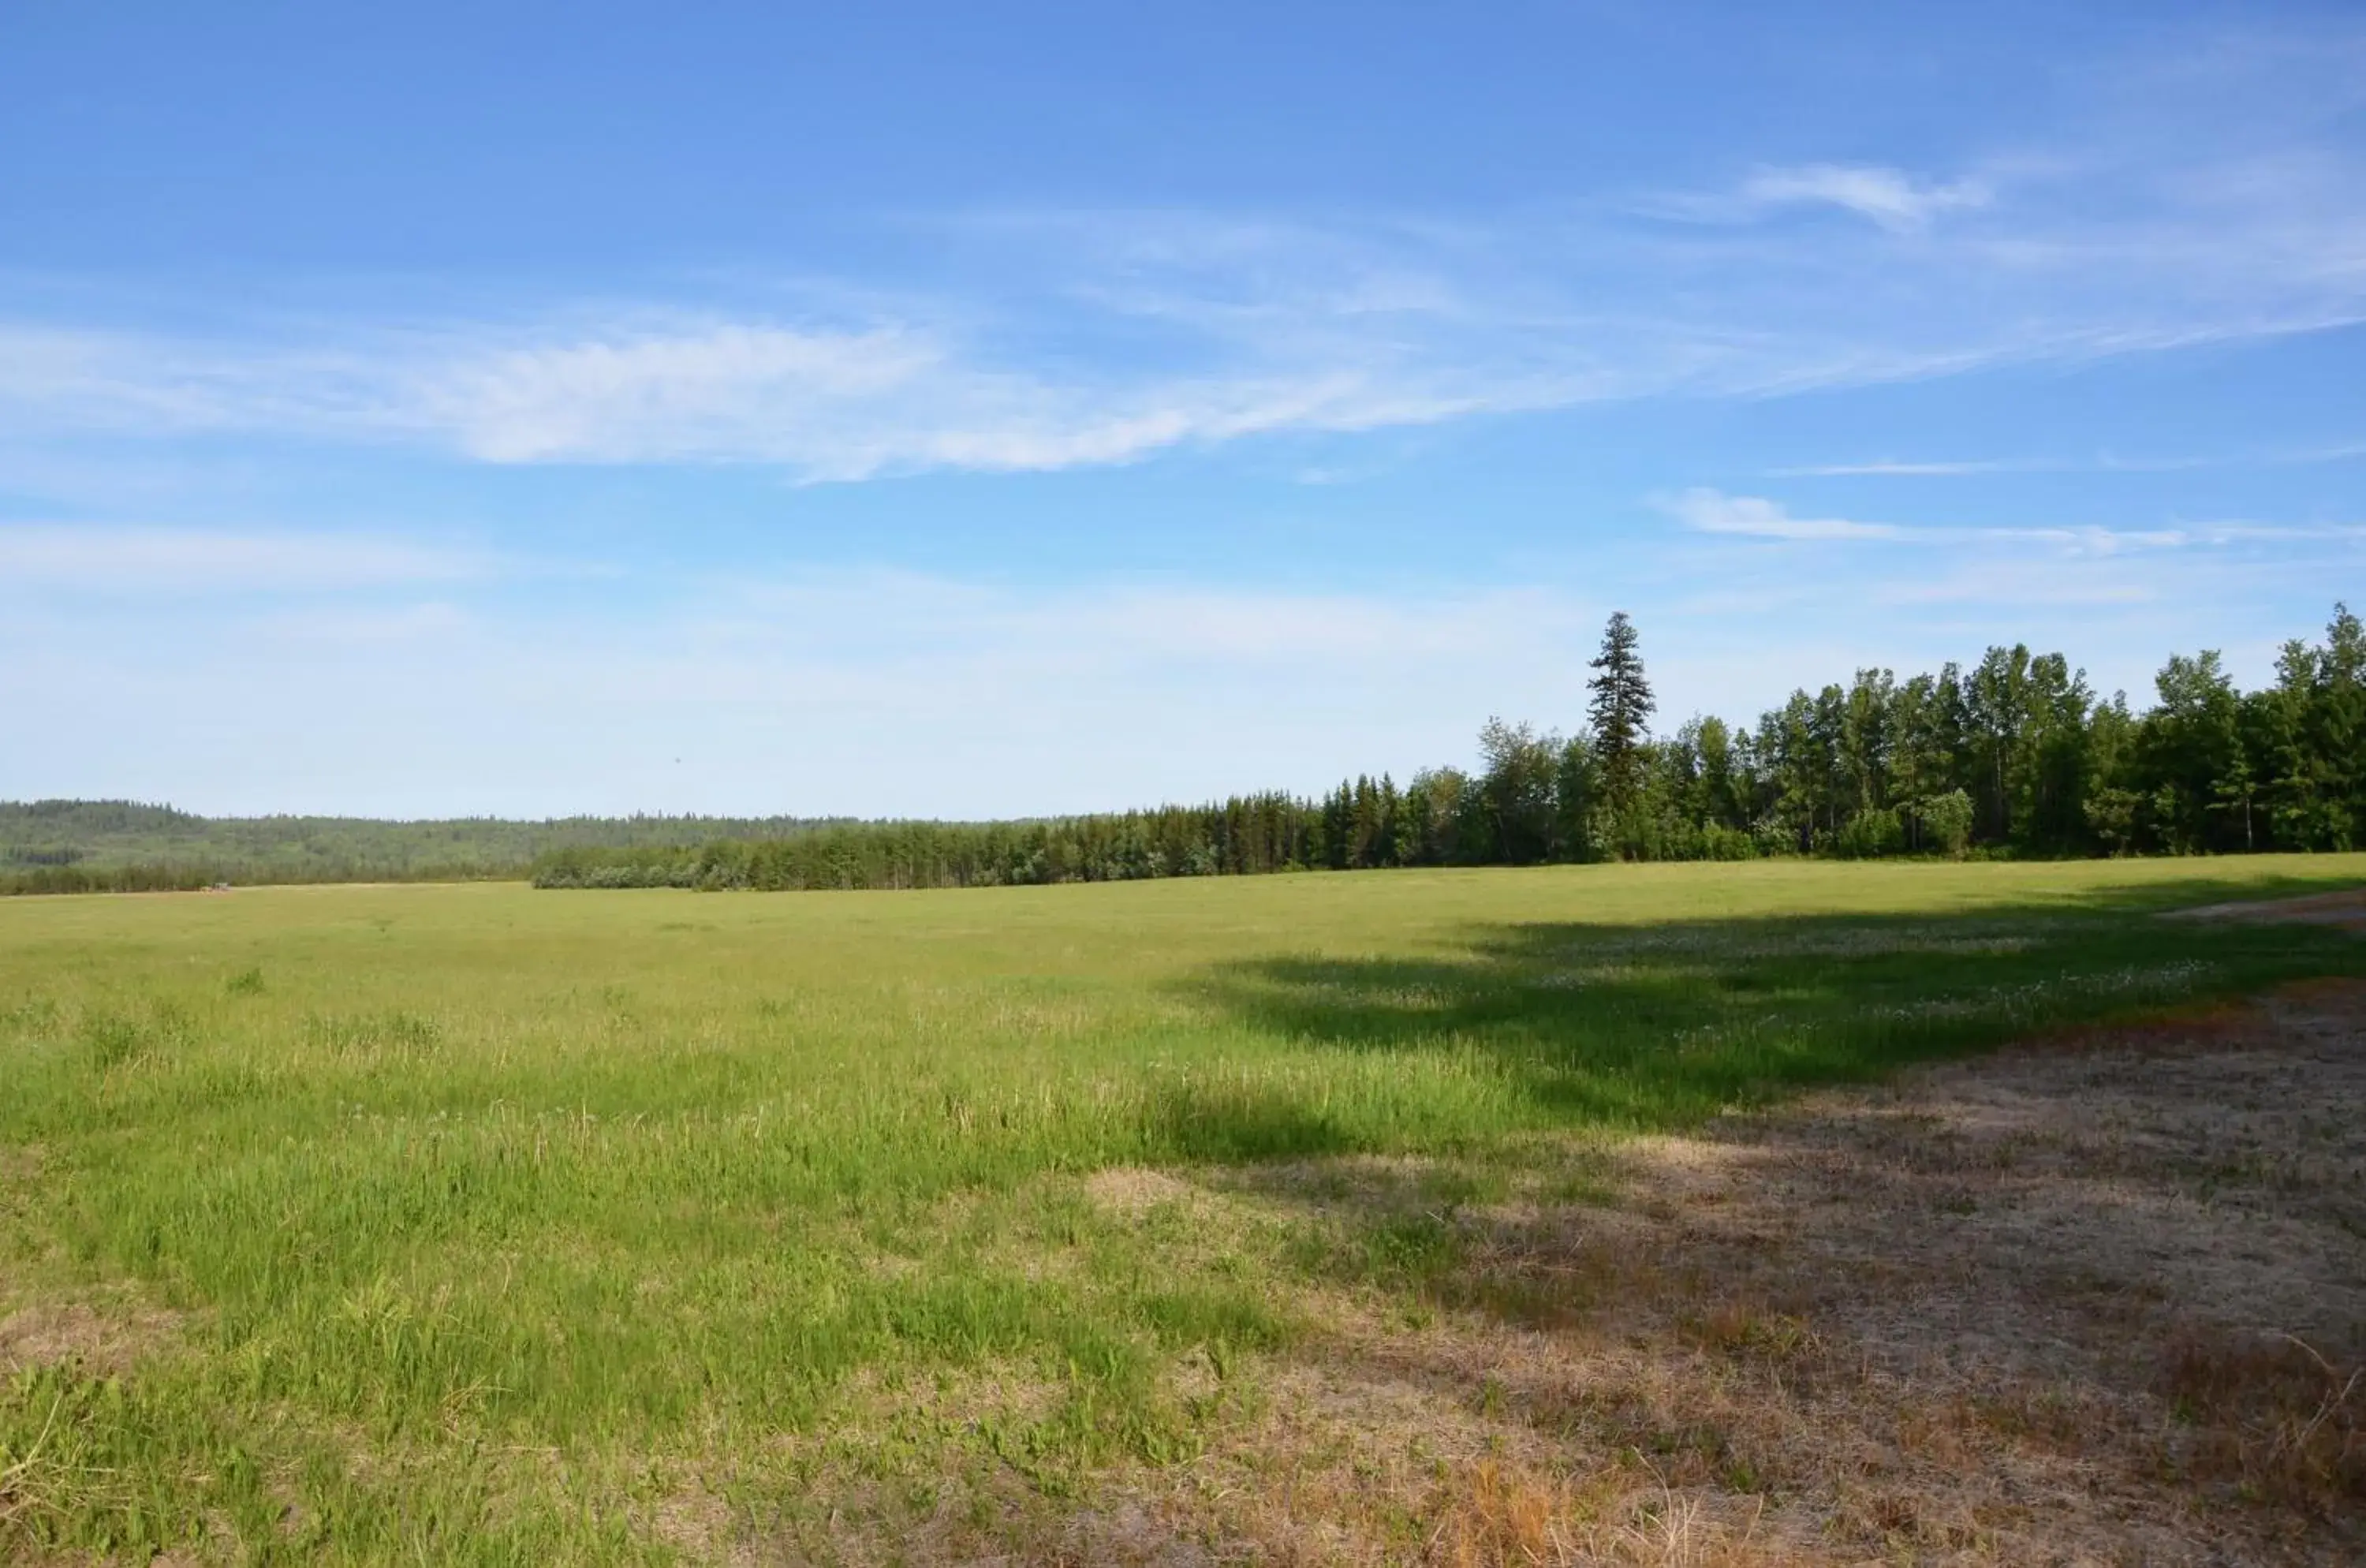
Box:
3, 857, 2364, 1562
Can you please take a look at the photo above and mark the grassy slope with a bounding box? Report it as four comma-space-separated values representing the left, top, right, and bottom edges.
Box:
3, 857, 2364, 1562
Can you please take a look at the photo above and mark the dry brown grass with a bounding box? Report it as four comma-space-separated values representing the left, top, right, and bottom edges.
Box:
0, 1298, 181, 1376
2158, 1327, 2364, 1515
990, 978, 2366, 1566
1084, 1167, 1203, 1219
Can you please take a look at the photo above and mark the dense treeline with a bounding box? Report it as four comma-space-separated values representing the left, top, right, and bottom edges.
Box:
532, 795, 1319, 890
535, 604, 2366, 891
13, 607, 2357, 896
0, 861, 506, 897
0, 801, 856, 896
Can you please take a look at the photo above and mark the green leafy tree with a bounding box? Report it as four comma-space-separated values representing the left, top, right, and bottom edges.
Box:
1840, 668, 1896, 818
1476, 718, 1561, 864
2260, 604, 2366, 849
1553, 734, 1603, 862
1920, 789, 1975, 858
1756, 691, 1822, 853
2135, 650, 2245, 852
2016, 653, 2097, 853
2082, 693, 2142, 855
1966, 644, 2032, 842
1691, 715, 1744, 830
1394, 775, 1437, 865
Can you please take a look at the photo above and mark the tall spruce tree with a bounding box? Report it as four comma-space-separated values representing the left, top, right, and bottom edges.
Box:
1588, 611, 1656, 811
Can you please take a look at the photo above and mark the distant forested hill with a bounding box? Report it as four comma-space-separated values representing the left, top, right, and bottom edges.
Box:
0, 802, 852, 893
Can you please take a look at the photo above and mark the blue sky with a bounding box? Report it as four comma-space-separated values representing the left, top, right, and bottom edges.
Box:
2, 2, 2361, 817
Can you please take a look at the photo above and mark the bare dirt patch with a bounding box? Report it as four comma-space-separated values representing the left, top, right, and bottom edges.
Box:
2168, 888, 2366, 932
0, 1298, 181, 1375
1085, 1166, 1201, 1219
639, 1484, 765, 1568
1057, 981, 2366, 1565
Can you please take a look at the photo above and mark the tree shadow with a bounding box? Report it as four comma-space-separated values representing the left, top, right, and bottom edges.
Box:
1165, 870, 2366, 1146
1189, 991, 2366, 1552
1137, 874, 2366, 1553
1142, 1081, 1365, 1163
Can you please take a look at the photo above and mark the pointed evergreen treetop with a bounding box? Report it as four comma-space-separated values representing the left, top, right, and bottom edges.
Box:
1588, 611, 1655, 806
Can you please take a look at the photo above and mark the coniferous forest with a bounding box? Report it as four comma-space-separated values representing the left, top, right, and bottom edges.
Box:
528, 603, 2366, 891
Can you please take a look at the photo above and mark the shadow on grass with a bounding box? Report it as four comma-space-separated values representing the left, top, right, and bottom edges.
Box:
1208, 995, 2366, 1550
1162, 872, 2366, 1155
1153, 873, 2366, 1536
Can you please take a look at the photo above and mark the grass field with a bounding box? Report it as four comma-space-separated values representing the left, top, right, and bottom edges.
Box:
4, 857, 2365, 1562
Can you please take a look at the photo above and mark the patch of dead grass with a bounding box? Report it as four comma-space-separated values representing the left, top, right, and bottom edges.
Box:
1056, 979, 2366, 1566
0, 1298, 181, 1376
1084, 1166, 1200, 1219
2158, 1326, 2365, 1515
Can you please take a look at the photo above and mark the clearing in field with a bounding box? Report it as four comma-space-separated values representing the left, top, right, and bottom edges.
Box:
2, 857, 2364, 1563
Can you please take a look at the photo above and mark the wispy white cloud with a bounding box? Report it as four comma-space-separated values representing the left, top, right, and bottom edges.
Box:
0, 24, 2360, 483
1663, 498, 2348, 618
1769, 458, 2045, 478
1770, 441, 2366, 478
0, 525, 493, 594
0, 312, 1575, 481
1660, 490, 2360, 559
1779, 456, 2016, 475
4, 138, 2362, 482
1660, 488, 1902, 541
423, 321, 1536, 476
0, 324, 409, 439
1738, 164, 1991, 232
2009, 525, 2192, 557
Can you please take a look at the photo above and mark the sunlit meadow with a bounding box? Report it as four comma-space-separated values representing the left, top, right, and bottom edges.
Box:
5, 857, 2364, 1561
